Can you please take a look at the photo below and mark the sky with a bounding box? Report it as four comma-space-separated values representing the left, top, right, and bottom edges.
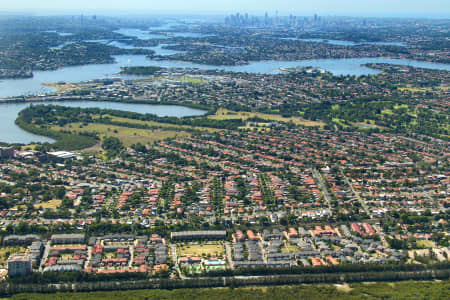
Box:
1, 0, 450, 18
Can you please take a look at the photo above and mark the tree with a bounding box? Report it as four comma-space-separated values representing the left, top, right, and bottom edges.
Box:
102, 136, 123, 152
61, 197, 74, 208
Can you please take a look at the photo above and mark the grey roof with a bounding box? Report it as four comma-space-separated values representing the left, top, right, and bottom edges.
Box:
43, 264, 82, 272
3, 235, 40, 245
51, 234, 85, 240
234, 261, 265, 268
170, 230, 226, 239
266, 261, 292, 267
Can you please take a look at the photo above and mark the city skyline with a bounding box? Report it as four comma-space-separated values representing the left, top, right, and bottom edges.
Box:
1, 0, 449, 18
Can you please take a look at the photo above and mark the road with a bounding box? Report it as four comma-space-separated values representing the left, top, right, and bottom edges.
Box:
170, 244, 185, 279
338, 168, 372, 219
372, 223, 390, 247
260, 241, 268, 264
39, 240, 51, 272
129, 245, 134, 268
312, 168, 333, 217
85, 246, 92, 270
224, 242, 234, 270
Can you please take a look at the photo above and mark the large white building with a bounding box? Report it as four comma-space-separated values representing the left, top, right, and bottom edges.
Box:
7, 254, 32, 277
47, 151, 77, 162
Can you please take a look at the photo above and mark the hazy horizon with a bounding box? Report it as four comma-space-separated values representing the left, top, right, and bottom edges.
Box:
1, 0, 449, 19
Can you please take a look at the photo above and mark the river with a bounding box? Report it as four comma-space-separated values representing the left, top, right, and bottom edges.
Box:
0, 101, 206, 144
281, 38, 407, 47
1, 28, 449, 144
1, 27, 448, 98
1, 55, 449, 99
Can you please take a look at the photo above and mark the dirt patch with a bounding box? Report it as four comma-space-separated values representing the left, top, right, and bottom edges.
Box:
335, 283, 352, 292
80, 142, 102, 153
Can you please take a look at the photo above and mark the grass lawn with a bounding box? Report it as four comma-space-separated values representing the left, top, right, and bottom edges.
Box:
416, 240, 436, 248
178, 243, 224, 258
239, 124, 271, 132
187, 264, 203, 274
332, 118, 349, 128
205, 265, 226, 272
398, 86, 430, 93
60, 253, 74, 260
393, 104, 409, 110
42, 82, 79, 93
52, 123, 191, 146
33, 199, 62, 210
155, 75, 207, 85
48, 108, 324, 148
354, 122, 375, 129
398, 85, 449, 93
107, 115, 219, 133
10, 205, 26, 210
21, 144, 39, 151
174, 76, 207, 85
331, 245, 342, 251
0, 246, 27, 265
210, 108, 325, 127
281, 242, 299, 253
103, 252, 117, 259
408, 249, 429, 259
51, 244, 85, 248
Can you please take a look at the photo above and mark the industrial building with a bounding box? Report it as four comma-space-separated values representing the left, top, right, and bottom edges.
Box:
46, 151, 77, 163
